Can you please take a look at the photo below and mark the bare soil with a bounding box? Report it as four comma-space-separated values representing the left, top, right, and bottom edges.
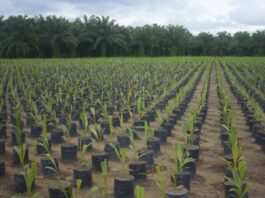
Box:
1, 66, 265, 198
221, 68, 265, 198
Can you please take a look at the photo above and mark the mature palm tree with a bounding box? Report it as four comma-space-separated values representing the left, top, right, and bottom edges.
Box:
70, 16, 94, 57
214, 31, 232, 56
92, 16, 125, 56
0, 16, 4, 40
0, 15, 38, 58
130, 26, 147, 56
252, 30, 265, 56
230, 31, 251, 56
194, 32, 214, 55
112, 25, 131, 56
36, 15, 77, 57
148, 24, 167, 56
167, 25, 191, 55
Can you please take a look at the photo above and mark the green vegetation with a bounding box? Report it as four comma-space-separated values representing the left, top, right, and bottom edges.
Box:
1, 57, 264, 197
1, 15, 265, 58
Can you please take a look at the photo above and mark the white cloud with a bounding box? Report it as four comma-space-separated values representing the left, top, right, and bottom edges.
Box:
0, 0, 265, 33
229, 0, 265, 25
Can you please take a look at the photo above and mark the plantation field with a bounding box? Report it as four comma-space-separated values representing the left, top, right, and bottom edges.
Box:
0, 57, 265, 198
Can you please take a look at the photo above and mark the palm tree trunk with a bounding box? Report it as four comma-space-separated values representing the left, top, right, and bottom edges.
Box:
52, 44, 61, 57
101, 42, 107, 57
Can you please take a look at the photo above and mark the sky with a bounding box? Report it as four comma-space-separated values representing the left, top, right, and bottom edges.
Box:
1, 0, 265, 34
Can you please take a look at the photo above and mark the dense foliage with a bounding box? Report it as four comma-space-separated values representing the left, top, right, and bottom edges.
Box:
1, 15, 265, 58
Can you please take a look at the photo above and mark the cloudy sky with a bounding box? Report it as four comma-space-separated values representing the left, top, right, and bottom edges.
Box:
1, 0, 265, 34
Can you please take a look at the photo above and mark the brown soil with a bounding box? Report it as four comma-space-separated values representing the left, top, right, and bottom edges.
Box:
1, 65, 265, 198
221, 68, 265, 198
189, 66, 224, 198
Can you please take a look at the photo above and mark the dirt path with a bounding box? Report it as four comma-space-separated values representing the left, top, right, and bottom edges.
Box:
222, 67, 265, 198
142, 68, 207, 197
190, 66, 224, 198
167, 66, 225, 198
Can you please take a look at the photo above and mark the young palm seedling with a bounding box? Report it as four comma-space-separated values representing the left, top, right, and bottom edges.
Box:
119, 114, 126, 129
44, 153, 59, 178
90, 107, 97, 123
156, 165, 166, 198
89, 124, 104, 150
72, 179, 82, 198
225, 161, 249, 198
143, 121, 154, 146
101, 104, 109, 120
23, 162, 39, 198
37, 115, 51, 154
78, 145, 89, 166
80, 110, 89, 135
85, 186, 99, 198
135, 185, 145, 198
222, 130, 243, 173
109, 116, 115, 141
14, 143, 27, 166
170, 143, 195, 189
165, 100, 174, 121
156, 109, 163, 126
128, 128, 138, 161
65, 111, 73, 137
137, 97, 145, 120
110, 144, 127, 174
100, 159, 108, 198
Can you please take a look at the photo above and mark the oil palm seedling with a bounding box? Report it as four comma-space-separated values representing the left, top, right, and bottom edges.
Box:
37, 115, 51, 154
89, 124, 104, 150
109, 115, 115, 140
165, 100, 174, 121
44, 153, 59, 178
156, 165, 166, 198
72, 179, 82, 198
128, 128, 138, 161
101, 104, 109, 119
23, 162, 39, 198
28, 101, 42, 126
222, 133, 243, 173
143, 121, 154, 146
90, 107, 97, 123
225, 161, 249, 198
136, 97, 145, 120
135, 185, 145, 198
170, 143, 194, 190
14, 143, 27, 166
87, 186, 100, 198
100, 159, 108, 198
110, 144, 127, 174
156, 109, 163, 126
78, 145, 89, 166
80, 110, 89, 134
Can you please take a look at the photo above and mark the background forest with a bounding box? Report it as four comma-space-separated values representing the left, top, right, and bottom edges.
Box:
1, 15, 265, 58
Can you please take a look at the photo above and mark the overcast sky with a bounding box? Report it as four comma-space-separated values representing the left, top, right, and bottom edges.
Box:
1, 0, 265, 34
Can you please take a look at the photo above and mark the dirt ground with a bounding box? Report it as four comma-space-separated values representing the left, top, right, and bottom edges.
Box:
221, 68, 265, 198
1, 65, 265, 198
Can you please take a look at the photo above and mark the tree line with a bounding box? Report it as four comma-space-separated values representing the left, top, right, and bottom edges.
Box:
0, 15, 265, 58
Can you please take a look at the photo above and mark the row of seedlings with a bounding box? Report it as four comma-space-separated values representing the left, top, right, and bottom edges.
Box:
171, 64, 211, 196
154, 64, 208, 197
216, 65, 249, 198
109, 63, 205, 198
0, 63, 200, 197
0, 66, 9, 179
228, 64, 265, 112
107, 64, 205, 198
151, 64, 210, 198
34, 64, 197, 198
222, 64, 265, 153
